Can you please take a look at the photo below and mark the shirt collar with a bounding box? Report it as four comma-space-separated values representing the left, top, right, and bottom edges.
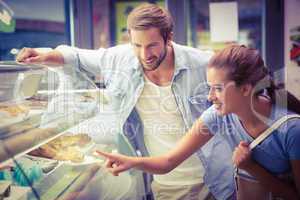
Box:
172, 42, 190, 75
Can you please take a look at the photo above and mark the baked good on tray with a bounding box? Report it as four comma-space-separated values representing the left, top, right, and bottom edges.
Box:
0, 104, 29, 117
28, 133, 91, 163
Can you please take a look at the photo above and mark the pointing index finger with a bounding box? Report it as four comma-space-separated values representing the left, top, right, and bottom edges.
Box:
95, 150, 115, 160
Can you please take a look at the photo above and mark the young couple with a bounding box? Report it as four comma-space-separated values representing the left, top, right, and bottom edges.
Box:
16, 3, 300, 200
96, 45, 300, 200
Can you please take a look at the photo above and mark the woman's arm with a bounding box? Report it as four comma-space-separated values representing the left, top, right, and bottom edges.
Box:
233, 142, 300, 200
96, 118, 213, 176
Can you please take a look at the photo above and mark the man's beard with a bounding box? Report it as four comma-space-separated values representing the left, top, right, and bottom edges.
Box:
140, 46, 167, 71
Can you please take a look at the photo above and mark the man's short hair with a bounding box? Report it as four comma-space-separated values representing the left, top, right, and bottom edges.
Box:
127, 3, 174, 43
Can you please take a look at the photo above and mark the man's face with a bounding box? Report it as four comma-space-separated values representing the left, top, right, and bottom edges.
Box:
130, 28, 168, 71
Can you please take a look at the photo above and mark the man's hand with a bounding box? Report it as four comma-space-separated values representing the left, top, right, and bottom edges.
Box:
95, 150, 138, 176
232, 141, 255, 171
16, 47, 64, 65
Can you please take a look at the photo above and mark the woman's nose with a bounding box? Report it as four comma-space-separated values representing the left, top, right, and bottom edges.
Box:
207, 88, 216, 102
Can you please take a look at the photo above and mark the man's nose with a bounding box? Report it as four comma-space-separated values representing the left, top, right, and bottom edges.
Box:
141, 48, 151, 60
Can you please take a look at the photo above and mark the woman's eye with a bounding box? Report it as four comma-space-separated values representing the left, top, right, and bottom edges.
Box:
206, 85, 211, 91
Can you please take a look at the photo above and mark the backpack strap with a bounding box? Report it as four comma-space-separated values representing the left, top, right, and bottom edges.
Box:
249, 114, 300, 150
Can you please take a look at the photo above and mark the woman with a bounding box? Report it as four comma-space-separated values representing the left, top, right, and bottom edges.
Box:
96, 45, 300, 199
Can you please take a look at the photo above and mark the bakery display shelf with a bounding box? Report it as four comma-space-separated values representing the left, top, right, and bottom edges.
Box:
0, 111, 95, 165
0, 61, 136, 200
3, 162, 102, 200
0, 61, 44, 72
0, 112, 42, 139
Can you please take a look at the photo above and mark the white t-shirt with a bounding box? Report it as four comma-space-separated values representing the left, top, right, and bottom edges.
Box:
135, 77, 204, 186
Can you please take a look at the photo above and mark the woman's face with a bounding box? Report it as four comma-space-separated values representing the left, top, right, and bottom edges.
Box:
206, 67, 246, 115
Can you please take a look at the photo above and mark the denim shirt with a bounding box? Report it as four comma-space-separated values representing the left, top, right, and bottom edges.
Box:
56, 42, 235, 200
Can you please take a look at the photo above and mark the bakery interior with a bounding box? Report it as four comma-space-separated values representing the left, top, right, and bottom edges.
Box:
1, 0, 300, 199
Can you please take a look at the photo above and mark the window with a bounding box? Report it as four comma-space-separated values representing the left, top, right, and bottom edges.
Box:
0, 0, 69, 60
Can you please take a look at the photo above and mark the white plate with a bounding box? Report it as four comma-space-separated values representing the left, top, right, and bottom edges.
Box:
65, 155, 104, 166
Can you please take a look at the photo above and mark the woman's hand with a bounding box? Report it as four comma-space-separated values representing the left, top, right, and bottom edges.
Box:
232, 142, 300, 199
95, 119, 214, 176
95, 150, 138, 176
0, 164, 9, 170
232, 141, 255, 171
0, 161, 13, 170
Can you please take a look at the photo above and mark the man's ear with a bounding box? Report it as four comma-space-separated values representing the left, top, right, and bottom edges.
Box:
167, 32, 173, 46
240, 83, 253, 96
128, 29, 132, 42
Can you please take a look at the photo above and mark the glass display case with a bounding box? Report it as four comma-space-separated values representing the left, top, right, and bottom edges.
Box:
0, 61, 146, 200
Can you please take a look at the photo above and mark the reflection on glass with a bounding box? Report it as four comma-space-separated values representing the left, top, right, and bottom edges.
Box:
0, 0, 68, 61
92, 0, 165, 48
188, 0, 262, 51
0, 63, 100, 164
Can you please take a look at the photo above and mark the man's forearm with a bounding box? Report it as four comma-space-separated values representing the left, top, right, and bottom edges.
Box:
46, 50, 65, 65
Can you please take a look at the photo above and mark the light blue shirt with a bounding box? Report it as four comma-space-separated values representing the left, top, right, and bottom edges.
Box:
56, 43, 235, 200
201, 104, 300, 179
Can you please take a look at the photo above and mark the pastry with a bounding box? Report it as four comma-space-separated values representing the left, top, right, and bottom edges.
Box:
28, 133, 91, 163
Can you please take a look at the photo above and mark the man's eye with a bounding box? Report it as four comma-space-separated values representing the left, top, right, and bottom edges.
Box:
149, 44, 157, 48
214, 86, 223, 92
132, 44, 140, 48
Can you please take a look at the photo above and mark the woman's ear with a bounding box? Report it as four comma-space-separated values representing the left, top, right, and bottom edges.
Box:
240, 84, 253, 97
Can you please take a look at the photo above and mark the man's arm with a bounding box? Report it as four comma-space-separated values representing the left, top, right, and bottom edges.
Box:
16, 48, 64, 65
16, 45, 114, 82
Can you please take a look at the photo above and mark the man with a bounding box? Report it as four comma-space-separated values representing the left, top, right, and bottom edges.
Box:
17, 3, 234, 200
